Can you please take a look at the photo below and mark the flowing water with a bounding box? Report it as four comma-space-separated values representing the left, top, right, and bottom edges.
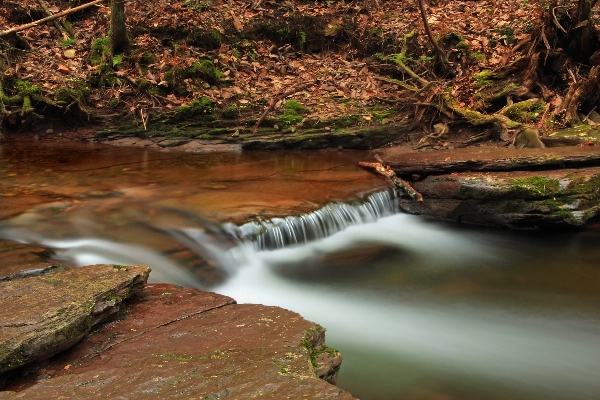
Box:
1, 142, 600, 399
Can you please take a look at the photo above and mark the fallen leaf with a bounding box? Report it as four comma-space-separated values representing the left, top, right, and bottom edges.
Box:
57, 64, 70, 74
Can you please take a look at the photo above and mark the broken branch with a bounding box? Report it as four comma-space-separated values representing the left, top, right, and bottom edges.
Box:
0, 0, 104, 37
359, 155, 424, 202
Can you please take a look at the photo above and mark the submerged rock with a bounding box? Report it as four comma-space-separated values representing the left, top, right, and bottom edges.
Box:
0, 265, 150, 375
1, 274, 353, 399
0, 239, 58, 280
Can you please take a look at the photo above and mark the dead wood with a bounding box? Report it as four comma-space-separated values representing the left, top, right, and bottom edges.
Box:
417, 0, 449, 71
0, 0, 104, 38
36, 0, 72, 40
359, 155, 424, 202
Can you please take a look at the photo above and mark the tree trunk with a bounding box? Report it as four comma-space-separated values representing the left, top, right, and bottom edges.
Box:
109, 0, 128, 54
568, 0, 597, 62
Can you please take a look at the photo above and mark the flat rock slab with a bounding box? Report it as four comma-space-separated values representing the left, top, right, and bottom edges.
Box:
1, 284, 355, 399
401, 167, 600, 229
0, 265, 150, 375
378, 145, 600, 175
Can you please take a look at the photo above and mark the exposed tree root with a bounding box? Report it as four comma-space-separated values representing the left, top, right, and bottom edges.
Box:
559, 66, 600, 126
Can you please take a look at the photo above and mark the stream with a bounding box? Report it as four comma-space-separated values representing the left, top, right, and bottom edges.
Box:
1, 141, 600, 399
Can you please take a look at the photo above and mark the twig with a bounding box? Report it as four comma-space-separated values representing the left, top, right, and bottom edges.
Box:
0, 0, 105, 37
373, 76, 420, 92
582, 106, 597, 123
253, 83, 311, 134
36, 0, 71, 40
568, 68, 577, 84
551, 6, 568, 34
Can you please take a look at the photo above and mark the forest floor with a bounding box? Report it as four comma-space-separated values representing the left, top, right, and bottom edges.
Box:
1, 0, 599, 151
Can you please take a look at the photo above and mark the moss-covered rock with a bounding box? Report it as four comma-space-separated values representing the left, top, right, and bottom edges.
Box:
402, 168, 600, 229
0, 264, 150, 375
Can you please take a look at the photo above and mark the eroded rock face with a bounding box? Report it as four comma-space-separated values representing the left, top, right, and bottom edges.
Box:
2, 284, 354, 399
0, 265, 150, 375
400, 168, 600, 229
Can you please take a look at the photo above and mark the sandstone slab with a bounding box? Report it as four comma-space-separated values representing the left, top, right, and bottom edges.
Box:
0, 265, 150, 375
1, 284, 354, 399
400, 167, 600, 229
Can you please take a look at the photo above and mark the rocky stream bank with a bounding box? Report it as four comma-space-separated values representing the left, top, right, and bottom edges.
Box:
0, 249, 353, 399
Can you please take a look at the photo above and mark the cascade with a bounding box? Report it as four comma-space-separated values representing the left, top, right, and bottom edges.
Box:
227, 189, 399, 250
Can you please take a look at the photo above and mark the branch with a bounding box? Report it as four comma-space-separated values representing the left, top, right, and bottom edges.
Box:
359, 155, 424, 202
37, 0, 72, 40
0, 0, 105, 37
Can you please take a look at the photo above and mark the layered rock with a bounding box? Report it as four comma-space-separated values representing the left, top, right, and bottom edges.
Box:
0, 266, 353, 399
0, 265, 150, 375
400, 167, 600, 229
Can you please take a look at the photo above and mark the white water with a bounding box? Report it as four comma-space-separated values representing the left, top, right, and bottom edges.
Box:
3, 206, 600, 399
218, 214, 600, 399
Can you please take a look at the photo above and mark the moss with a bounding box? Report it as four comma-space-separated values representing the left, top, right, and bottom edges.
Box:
504, 99, 545, 122
470, 52, 486, 63
131, 49, 155, 66
15, 80, 41, 97
278, 100, 308, 126
165, 59, 219, 95
54, 80, 91, 105
175, 96, 214, 120
90, 37, 111, 66
60, 38, 77, 48
508, 176, 560, 197
154, 352, 191, 361
473, 70, 494, 89
222, 104, 238, 119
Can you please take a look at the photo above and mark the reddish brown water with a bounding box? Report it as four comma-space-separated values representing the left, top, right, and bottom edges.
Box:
2, 141, 600, 400
0, 141, 388, 223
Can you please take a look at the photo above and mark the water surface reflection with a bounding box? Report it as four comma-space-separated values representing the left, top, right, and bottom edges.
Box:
1, 142, 600, 399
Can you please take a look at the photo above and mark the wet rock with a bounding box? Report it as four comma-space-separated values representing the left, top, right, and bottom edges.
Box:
242, 126, 400, 151
2, 284, 355, 399
157, 138, 192, 148
0, 239, 58, 280
400, 167, 600, 229
0, 265, 150, 375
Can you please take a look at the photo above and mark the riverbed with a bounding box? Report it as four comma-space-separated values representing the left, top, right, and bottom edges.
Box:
1, 141, 600, 399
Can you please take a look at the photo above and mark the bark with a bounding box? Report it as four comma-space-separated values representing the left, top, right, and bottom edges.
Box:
109, 0, 128, 54
568, 0, 597, 62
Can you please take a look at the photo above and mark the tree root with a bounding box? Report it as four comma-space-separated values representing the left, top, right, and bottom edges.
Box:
559, 65, 600, 126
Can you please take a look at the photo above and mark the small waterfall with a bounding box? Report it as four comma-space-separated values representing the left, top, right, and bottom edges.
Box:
227, 189, 399, 250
